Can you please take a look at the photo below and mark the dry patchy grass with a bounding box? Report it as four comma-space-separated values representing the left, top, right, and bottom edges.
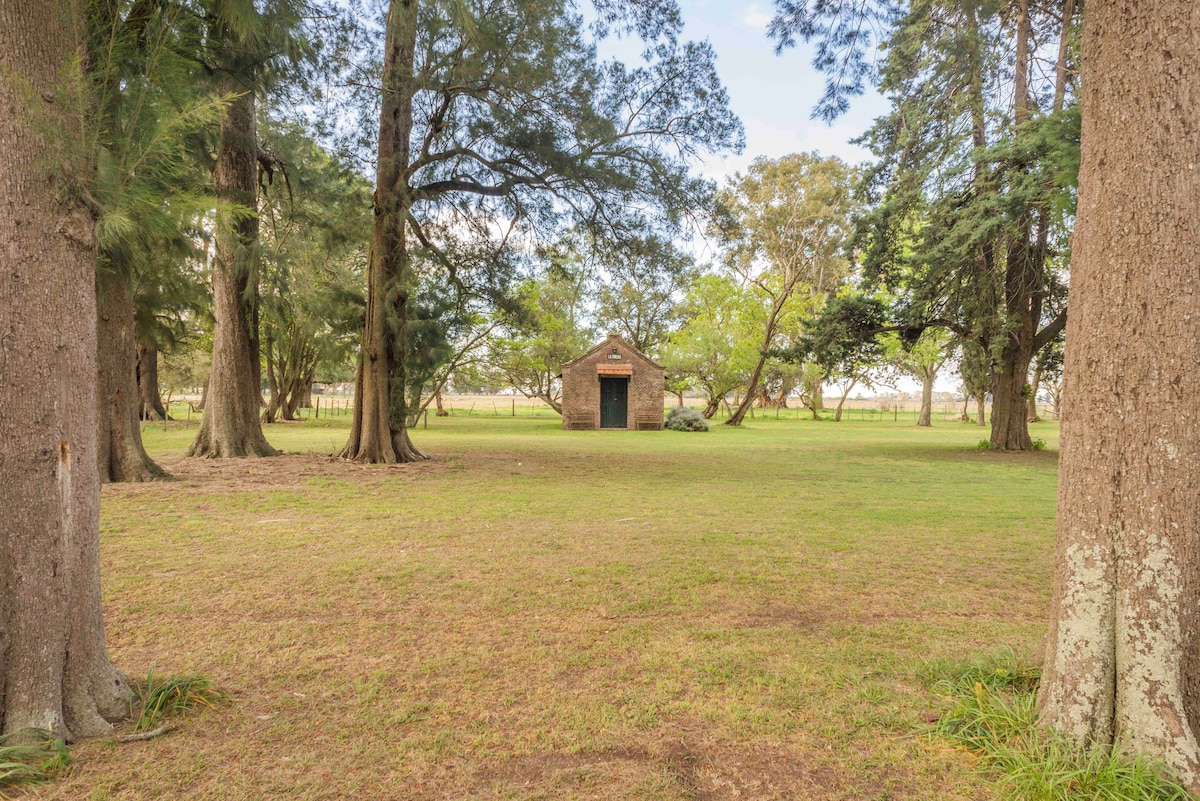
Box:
46, 414, 1058, 800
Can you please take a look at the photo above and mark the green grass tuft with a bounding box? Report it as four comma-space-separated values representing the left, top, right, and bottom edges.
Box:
923, 651, 1192, 801
133, 672, 231, 731
0, 731, 72, 795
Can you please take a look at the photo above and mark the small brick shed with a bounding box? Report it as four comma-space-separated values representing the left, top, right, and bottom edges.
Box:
560, 334, 665, 430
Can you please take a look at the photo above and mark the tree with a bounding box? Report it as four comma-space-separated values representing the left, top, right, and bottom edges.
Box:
87, 0, 228, 480
957, 336, 990, 426
593, 233, 698, 357
188, 0, 306, 458
257, 122, 371, 423
1026, 332, 1064, 423
660, 274, 759, 419
340, 0, 741, 463
790, 293, 889, 422
712, 153, 855, 426
1037, 2, 1200, 789
0, 0, 129, 738
771, 0, 1077, 450
487, 272, 592, 414
1035, 338, 1064, 420
887, 329, 952, 427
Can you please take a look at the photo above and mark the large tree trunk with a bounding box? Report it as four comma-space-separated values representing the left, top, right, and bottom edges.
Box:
340, 0, 425, 463
989, 350, 1034, 449
1038, 2, 1200, 790
975, 395, 986, 426
135, 339, 168, 420
96, 276, 166, 482
0, 0, 130, 739
917, 370, 933, 427
188, 89, 277, 458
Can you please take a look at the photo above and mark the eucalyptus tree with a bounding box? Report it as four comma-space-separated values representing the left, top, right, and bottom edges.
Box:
711, 152, 855, 427
257, 122, 372, 423
340, 0, 742, 462
887, 328, 952, 427
1038, 1, 1200, 790
1, 0, 130, 739
659, 274, 760, 420
770, 0, 1078, 450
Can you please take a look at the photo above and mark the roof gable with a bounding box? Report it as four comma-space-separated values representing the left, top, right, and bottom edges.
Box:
561, 333, 663, 371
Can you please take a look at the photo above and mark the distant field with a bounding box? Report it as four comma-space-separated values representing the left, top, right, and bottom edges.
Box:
157, 392, 1026, 427
60, 413, 1060, 800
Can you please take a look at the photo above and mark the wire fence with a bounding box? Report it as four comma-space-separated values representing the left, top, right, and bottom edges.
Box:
145, 393, 1060, 431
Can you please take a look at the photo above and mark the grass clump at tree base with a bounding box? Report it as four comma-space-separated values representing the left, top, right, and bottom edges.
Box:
0, 731, 72, 796
923, 650, 1192, 800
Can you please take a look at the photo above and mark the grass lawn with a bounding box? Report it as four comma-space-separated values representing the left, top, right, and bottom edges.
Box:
52, 412, 1059, 800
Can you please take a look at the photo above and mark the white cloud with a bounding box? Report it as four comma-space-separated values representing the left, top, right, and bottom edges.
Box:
739, 4, 772, 29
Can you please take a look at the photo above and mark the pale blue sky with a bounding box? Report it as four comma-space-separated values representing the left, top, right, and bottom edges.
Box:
674, 1, 890, 180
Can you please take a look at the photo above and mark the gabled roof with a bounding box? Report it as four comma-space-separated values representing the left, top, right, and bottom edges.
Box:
562, 333, 664, 371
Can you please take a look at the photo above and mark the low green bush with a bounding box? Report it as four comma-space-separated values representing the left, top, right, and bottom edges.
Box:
665, 406, 709, 432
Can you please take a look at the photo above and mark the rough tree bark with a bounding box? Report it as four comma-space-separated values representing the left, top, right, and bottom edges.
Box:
96, 276, 166, 482
341, 0, 426, 463
1038, 1, 1200, 790
188, 88, 277, 457
135, 339, 168, 420
0, 0, 130, 738
917, 370, 933, 427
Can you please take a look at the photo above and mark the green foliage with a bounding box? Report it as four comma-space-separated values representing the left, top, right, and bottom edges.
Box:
0, 732, 72, 793
664, 406, 708, 432
712, 152, 855, 298
593, 232, 699, 358
923, 652, 1191, 801
133, 672, 231, 732
486, 265, 594, 409
257, 120, 372, 417
659, 274, 760, 413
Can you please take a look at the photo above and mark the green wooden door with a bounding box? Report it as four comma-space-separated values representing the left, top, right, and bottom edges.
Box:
599, 377, 628, 428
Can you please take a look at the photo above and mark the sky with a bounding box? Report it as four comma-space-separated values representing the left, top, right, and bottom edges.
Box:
672, 1, 890, 181
651, 4, 959, 396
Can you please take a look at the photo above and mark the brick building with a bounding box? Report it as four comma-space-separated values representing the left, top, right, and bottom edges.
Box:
560, 334, 664, 430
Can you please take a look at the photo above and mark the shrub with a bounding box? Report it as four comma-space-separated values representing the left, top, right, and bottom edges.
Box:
665, 406, 709, 432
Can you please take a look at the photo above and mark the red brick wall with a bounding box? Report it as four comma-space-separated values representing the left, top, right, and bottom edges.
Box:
561, 335, 664, 430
